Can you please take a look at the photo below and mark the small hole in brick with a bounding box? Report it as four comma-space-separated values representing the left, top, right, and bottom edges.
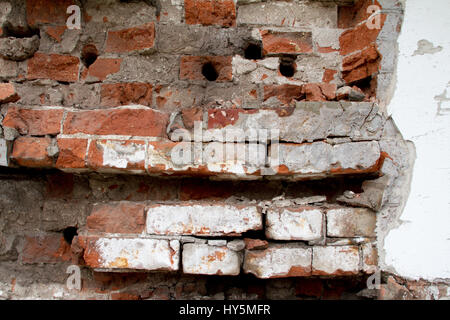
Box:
244, 43, 263, 60
202, 62, 219, 81
63, 227, 78, 245
279, 60, 296, 78
81, 44, 98, 68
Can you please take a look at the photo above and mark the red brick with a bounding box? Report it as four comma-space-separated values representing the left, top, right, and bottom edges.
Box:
185, 0, 236, 27
261, 30, 313, 54
180, 56, 232, 82
322, 69, 337, 83
1, 83, 17, 101
263, 84, 304, 105
26, 0, 75, 26
3, 107, 63, 136
21, 233, 71, 264
45, 26, 67, 42
303, 83, 337, 101
339, 14, 386, 55
244, 238, 269, 250
338, 0, 382, 29
84, 58, 122, 81
100, 83, 153, 107
181, 107, 203, 129
55, 138, 88, 169
87, 202, 146, 234
87, 139, 146, 172
0, 83, 19, 104
110, 292, 141, 300
27, 53, 80, 82
12, 137, 53, 167
342, 44, 381, 83
63, 108, 169, 137
105, 23, 155, 53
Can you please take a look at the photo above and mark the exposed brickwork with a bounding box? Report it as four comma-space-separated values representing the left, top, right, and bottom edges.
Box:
0, 0, 415, 301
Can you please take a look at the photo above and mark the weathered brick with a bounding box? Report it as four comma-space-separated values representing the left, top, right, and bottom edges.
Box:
244, 238, 269, 250
87, 202, 146, 234
185, 0, 236, 27
274, 141, 382, 178
339, 14, 386, 55
182, 243, 242, 275
87, 139, 146, 173
179, 102, 385, 144
266, 207, 323, 241
55, 138, 88, 169
146, 203, 262, 236
21, 233, 71, 264
45, 26, 67, 42
180, 56, 232, 82
105, 23, 155, 53
81, 237, 180, 271
338, 0, 382, 29
312, 246, 360, 276
147, 141, 266, 177
263, 84, 303, 105
100, 83, 153, 107
63, 108, 169, 137
83, 58, 122, 82
243, 244, 312, 278
327, 208, 376, 237
342, 44, 381, 83
12, 137, 53, 167
26, 0, 75, 26
0, 83, 19, 104
303, 83, 337, 101
27, 53, 80, 82
261, 30, 313, 55
361, 242, 377, 273
2, 107, 63, 136
0, 59, 18, 79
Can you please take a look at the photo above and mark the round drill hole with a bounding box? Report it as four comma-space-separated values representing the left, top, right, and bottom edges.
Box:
81, 44, 98, 68
63, 227, 78, 244
202, 62, 219, 81
279, 61, 296, 78
244, 43, 263, 60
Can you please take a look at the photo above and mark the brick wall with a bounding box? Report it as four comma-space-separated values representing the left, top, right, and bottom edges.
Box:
0, 0, 432, 301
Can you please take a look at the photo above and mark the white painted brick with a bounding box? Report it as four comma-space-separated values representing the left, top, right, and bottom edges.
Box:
265, 207, 323, 241
327, 208, 376, 237
146, 203, 262, 236
274, 141, 381, 177
312, 246, 360, 275
182, 243, 242, 276
83, 237, 179, 271
243, 244, 312, 278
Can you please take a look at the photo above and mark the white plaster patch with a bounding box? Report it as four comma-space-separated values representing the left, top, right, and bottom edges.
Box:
182, 244, 242, 275
99, 140, 145, 169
